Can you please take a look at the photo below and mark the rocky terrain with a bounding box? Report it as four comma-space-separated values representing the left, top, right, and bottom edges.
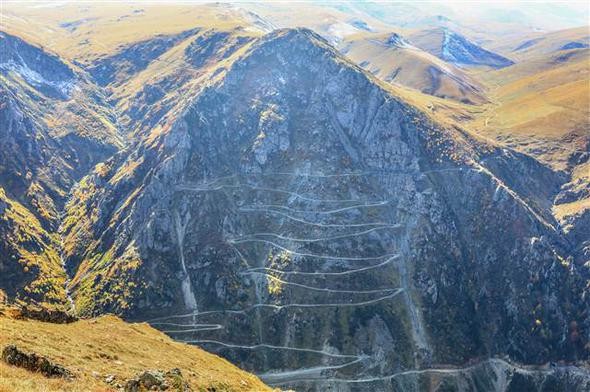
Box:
0, 2, 589, 392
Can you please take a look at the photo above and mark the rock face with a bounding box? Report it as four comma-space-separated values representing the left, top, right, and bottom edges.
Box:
58, 28, 589, 390
438, 29, 514, 68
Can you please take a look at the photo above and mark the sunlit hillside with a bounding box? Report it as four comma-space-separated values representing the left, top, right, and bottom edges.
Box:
1, 2, 257, 62
339, 31, 488, 104
470, 44, 589, 171
0, 307, 272, 392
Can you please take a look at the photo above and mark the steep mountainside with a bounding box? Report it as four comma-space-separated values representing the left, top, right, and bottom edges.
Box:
1, 3, 589, 391
57, 29, 589, 390
0, 31, 122, 309
339, 32, 488, 104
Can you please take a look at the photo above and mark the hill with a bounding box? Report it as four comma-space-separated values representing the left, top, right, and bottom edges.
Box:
0, 307, 272, 392
490, 26, 589, 60
0, 3, 589, 391
339, 31, 488, 104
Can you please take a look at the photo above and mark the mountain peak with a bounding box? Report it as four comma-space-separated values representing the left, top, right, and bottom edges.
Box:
255, 27, 333, 52
440, 29, 514, 68
385, 33, 410, 48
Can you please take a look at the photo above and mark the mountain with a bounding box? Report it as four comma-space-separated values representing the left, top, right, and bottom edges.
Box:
0, 3, 589, 392
54, 28, 589, 390
339, 32, 488, 104
408, 28, 514, 68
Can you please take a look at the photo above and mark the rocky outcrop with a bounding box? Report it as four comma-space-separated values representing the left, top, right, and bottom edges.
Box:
409, 28, 514, 69
439, 29, 514, 68
2, 344, 73, 378
16, 305, 78, 324
124, 368, 191, 392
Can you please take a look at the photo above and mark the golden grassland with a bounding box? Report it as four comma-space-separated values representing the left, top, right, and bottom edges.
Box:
1, 2, 252, 62
488, 26, 589, 60
340, 32, 487, 105
467, 47, 589, 171
0, 308, 273, 392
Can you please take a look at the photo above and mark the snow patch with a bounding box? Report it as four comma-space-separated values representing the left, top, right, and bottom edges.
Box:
1, 59, 76, 98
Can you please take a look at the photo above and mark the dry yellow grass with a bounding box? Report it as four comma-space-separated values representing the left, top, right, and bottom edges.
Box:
0, 311, 272, 392
340, 33, 487, 104
488, 26, 589, 60
1, 3, 253, 62
553, 161, 590, 221
554, 198, 590, 221
466, 46, 589, 171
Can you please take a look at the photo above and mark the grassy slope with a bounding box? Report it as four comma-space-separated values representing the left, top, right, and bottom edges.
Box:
468, 47, 589, 171
464, 30, 590, 222
0, 310, 272, 392
339, 32, 488, 104
553, 160, 590, 222
0, 3, 252, 62
488, 26, 589, 60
